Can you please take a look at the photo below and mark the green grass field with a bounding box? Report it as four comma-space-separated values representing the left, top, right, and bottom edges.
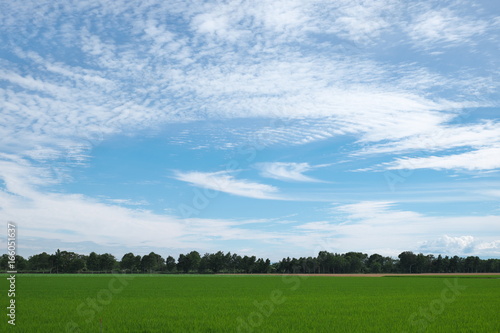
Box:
1, 274, 499, 332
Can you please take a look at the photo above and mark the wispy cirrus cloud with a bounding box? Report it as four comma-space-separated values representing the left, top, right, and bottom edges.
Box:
312, 0, 398, 44
357, 121, 500, 156
256, 162, 328, 182
354, 121, 500, 172
334, 201, 422, 222
0, 1, 497, 178
481, 189, 500, 198
0, 0, 497, 169
407, 8, 490, 49
383, 146, 500, 171
173, 170, 282, 200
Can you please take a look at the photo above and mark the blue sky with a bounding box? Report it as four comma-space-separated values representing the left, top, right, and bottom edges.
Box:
0, 0, 499, 261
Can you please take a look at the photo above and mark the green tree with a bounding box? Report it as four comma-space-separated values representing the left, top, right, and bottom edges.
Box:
433, 254, 444, 273
198, 253, 210, 273
367, 253, 383, 273
208, 251, 226, 273
87, 252, 100, 271
255, 258, 271, 273
177, 254, 188, 273
229, 253, 241, 273
449, 255, 462, 272
59, 251, 76, 273
99, 253, 116, 272
166, 255, 176, 272
28, 252, 51, 271
241, 255, 256, 273
332, 255, 348, 273
442, 256, 451, 273
121, 252, 140, 272
50, 249, 62, 273
14, 255, 27, 271
317, 251, 330, 273
141, 253, 155, 272
187, 251, 201, 272
382, 256, 396, 273
225, 252, 233, 271
177, 251, 201, 273
52, 251, 83, 273
0, 254, 8, 271
148, 252, 165, 272
398, 251, 417, 273
70, 256, 85, 273
344, 252, 367, 273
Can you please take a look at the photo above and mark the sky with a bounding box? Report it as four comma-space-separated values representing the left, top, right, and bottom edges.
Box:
0, 0, 499, 261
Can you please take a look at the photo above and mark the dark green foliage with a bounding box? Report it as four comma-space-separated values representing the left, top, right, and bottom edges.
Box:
120, 253, 140, 272
3, 250, 500, 274
27, 252, 51, 271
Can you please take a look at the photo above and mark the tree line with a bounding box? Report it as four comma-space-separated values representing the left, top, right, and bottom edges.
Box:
1, 249, 499, 274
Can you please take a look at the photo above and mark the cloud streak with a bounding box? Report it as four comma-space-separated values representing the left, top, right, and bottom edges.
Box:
256, 162, 327, 182
173, 171, 282, 200
383, 147, 500, 171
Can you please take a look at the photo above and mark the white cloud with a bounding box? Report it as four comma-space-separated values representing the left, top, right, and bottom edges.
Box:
295, 201, 500, 257
419, 235, 500, 256
173, 170, 282, 200
0, 159, 350, 260
481, 189, 500, 198
105, 198, 149, 206
334, 201, 422, 221
476, 240, 500, 251
383, 146, 500, 171
1, 157, 499, 259
354, 120, 500, 172
0, 1, 495, 169
315, 0, 398, 44
0, 160, 291, 255
359, 121, 500, 155
256, 162, 326, 182
189, 0, 311, 44
0, 3, 496, 174
407, 8, 489, 48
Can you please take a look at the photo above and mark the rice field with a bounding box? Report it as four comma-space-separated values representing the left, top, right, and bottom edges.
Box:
1, 274, 499, 332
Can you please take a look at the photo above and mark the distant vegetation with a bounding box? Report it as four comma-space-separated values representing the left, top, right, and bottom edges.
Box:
2, 250, 500, 274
